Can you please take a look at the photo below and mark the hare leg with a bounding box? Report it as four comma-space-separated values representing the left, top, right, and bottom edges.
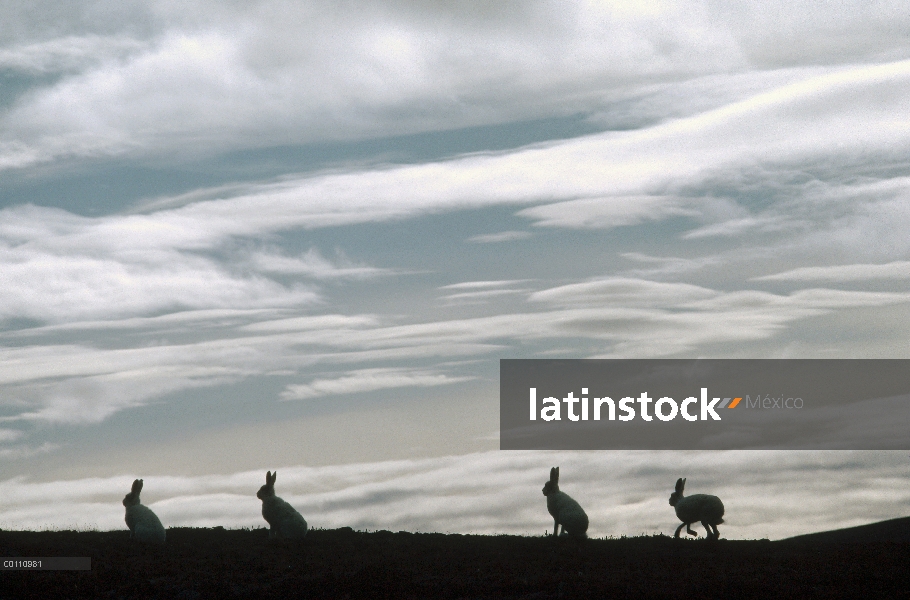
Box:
553, 519, 559, 537
674, 523, 686, 538
701, 521, 717, 540
686, 524, 698, 537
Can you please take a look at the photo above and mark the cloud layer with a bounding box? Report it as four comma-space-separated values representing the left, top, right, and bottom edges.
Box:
2, 450, 907, 541
2, 1, 910, 168
2, 0, 910, 535
2, 55, 910, 328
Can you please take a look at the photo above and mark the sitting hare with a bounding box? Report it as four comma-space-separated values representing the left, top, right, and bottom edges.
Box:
257, 471, 308, 539
669, 478, 724, 540
122, 479, 166, 544
542, 467, 589, 538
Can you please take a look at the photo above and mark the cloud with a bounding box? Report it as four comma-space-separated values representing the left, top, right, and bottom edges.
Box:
4, 366, 241, 425
528, 279, 910, 357
245, 248, 391, 279
0, 238, 319, 324
0, 204, 400, 324
518, 196, 699, 229
4, 275, 908, 428
0, 428, 24, 443
0, 442, 59, 461
280, 367, 476, 400
1, 450, 907, 540
116, 59, 910, 238
2, 1, 910, 540
5, 308, 293, 336
44, 259, 308, 316
2, 55, 909, 328
619, 252, 724, 277
2, 1, 910, 168
438, 289, 530, 306
438, 280, 532, 306
528, 278, 718, 308
0, 311, 498, 425
239, 314, 379, 333
440, 280, 531, 290
0, 1, 734, 166
467, 231, 532, 243
0, 35, 146, 75
681, 215, 795, 239
753, 261, 910, 282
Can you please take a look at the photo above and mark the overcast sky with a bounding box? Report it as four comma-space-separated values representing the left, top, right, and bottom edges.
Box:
1, 1, 909, 539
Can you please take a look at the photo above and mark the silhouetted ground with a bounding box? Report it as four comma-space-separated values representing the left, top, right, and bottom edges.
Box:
2, 520, 909, 599
779, 515, 910, 544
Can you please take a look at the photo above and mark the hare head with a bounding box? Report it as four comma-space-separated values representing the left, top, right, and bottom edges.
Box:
669, 477, 685, 506
542, 466, 560, 496
257, 470, 277, 500
123, 479, 143, 508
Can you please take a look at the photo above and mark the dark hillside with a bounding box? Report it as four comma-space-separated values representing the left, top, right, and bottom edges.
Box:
1, 523, 909, 599
780, 515, 910, 544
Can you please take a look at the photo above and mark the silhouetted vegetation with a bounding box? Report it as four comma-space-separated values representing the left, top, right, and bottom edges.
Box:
2, 520, 909, 599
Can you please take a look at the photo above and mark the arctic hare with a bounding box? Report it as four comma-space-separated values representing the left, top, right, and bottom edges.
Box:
542, 467, 589, 538
257, 471, 308, 539
122, 479, 166, 544
669, 477, 724, 540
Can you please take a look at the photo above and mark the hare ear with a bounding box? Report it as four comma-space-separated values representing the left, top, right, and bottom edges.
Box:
132, 479, 143, 494
552, 467, 559, 483
675, 478, 684, 493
